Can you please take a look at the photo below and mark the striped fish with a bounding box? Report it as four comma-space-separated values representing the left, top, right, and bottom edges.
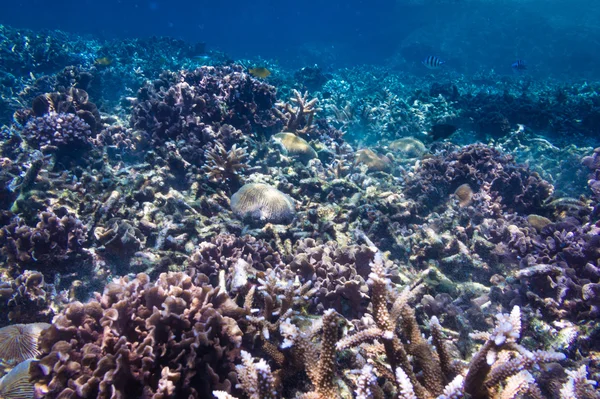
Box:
512, 59, 527, 71
422, 55, 445, 69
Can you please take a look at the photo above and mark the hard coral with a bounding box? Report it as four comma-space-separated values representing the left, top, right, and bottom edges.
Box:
355, 148, 392, 173
289, 238, 374, 319
21, 112, 93, 153
32, 272, 244, 398
0, 270, 59, 326
29, 88, 102, 133
0, 322, 49, 369
131, 65, 281, 142
203, 143, 249, 191
404, 144, 553, 215
186, 233, 283, 291
0, 208, 88, 275
230, 183, 296, 225
271, 132, 317, 165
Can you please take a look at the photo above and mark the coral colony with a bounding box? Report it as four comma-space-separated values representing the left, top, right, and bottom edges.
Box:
0, 23, 598, 399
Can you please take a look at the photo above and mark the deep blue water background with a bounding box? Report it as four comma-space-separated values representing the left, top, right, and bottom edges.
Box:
2, 0, 600, 77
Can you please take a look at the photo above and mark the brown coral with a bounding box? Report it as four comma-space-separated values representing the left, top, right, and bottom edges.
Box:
0, 323, 49, 367
31, 272, 244, 398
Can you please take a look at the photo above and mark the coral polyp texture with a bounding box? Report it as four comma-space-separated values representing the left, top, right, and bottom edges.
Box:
0, 21, 598, 399
230, 183, 296, 225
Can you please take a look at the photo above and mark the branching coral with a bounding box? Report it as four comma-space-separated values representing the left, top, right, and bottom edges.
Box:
335, 237, 567, 399
203, 143, 249, 191
32, 272, 245, 398
275, 90, 321, 137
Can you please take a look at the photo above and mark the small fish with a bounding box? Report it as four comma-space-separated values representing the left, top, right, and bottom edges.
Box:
192, 55, 211, 62
512, 59, 527, 71
95, 57, 112, 66
248, 67, 271, 78
422, 55, 445, 69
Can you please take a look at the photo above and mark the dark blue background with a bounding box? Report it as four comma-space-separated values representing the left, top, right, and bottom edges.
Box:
0, 0, 446, 64
2, 0, 600, 77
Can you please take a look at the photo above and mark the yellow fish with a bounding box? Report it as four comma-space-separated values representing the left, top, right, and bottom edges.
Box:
95, 57, 113, 66
248, 67, 271, 78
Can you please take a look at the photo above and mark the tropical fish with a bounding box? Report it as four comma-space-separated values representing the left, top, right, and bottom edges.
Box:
248, 67, 271, 78
512, 59, 527, 71
422, 55, 445, 69
95, 57, 112, 66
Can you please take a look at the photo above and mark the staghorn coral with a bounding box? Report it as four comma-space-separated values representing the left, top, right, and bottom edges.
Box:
230, 183, 296, 225
274, 89, 321, 137
335, 240, 567, 399
31, 272, 244, 398
203, 143, 249, 191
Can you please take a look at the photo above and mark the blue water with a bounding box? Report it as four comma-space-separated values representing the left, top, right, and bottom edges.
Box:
2, 0, 599, 76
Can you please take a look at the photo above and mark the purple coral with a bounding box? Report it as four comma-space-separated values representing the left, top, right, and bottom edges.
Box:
21, 112, 93, 152
32, 272, 244, 398
131, 65, 281, 143
0, 208, 88, 275
404, 144, 553, 215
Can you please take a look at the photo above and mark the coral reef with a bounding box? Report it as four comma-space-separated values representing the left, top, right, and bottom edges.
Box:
32, 272, 244, 398
0, 21, 598, 399
131, 65, 281, 144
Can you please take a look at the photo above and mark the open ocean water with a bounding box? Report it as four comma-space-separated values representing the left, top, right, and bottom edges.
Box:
0, 1, 599, 398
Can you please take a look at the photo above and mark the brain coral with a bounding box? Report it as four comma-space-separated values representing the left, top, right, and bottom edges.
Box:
230, 183, 295, 225
31, 272, 244, 398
